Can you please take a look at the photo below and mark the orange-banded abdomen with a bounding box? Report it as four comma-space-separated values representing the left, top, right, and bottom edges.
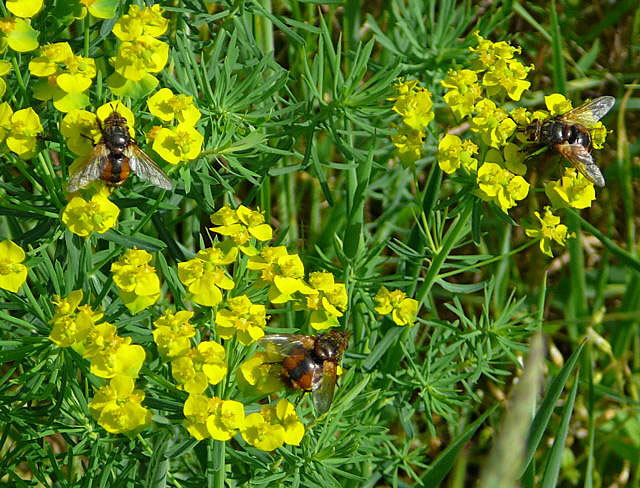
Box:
101, 155, 131, 186
282, 353, 321, 391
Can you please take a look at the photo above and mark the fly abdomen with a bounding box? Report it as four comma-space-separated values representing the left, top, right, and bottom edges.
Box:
102, 154, 131, 186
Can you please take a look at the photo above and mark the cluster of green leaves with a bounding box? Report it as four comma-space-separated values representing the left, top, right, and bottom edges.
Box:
1, 0, 640, 486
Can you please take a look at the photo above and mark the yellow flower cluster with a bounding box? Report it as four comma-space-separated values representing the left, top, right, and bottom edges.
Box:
107, 5, 169, 97
48, 290, 151, 434
374, 286, 419, 327
147, 88, 204, 165
111, 249, 161, 314
389, 79, 434, 167
61, 185, 120, 237
29, 42, 97, 112
432, 34, 608, 256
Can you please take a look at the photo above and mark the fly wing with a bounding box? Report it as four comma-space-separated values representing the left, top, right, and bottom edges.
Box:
259, 334, 310, 358
312, 361, 337, 415
67, 144, 109, 192
126, 145, 173, 190
558, 96, 615, 127
556, 142, 605, 187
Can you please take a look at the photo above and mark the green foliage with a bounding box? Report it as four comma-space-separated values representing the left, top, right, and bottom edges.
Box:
1, 0, 640, 486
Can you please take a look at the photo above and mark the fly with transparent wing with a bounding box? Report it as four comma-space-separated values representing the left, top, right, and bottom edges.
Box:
525, 96, 615, 187
67, 110, 172, 192
259, 330, 348, 415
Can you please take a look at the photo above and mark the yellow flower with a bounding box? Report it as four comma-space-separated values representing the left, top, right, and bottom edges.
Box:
89, 375, 151, 434
210, 205, 273, 254
484, 143, 526, 176
6, 107, 42, 159
437, 133, 478, 175
151, 123, 203, 165
237, 352, 283, 395
206, 397, 245, 441
374, 286, 419, 326
305, 272, 348, 330
0, 102, 13, 142
441, 69, 482, 119
48, 289, 104, 348
390, 124, 425, 166
271, 399, 305, 446
171, 341, 227, 394
471, 98, 517, 148
470, 32, 520, 70
544, 93, 573, 116
177, 244, 236, 307
148, 88, 201, 126
90, 336, 146, 379
110, 35, 169, 81
545, 168, 596, 209
215, 295, 268, 345
0, 239, 28, 293
0, 16, 39, 52
481, 58, 532, 101
61, 191, 120, 237
112, 4, 168, 41
391, 81, 434, 130
241, 412, 286, 451
477, 162, 529, 213
525, 207, 573, 257
110, 249, 161, 314
153, 310, 196, 360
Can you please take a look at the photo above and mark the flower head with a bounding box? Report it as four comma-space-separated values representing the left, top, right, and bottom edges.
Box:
304, 272, 348, 330
525, 207, 574, 257
471, 98, 517, 148
390, 124, 425, 166
441, 69, 482, 119
237, 352, 283, 395
476, 162, 529, 213
153, 310, 196, 359
374, 286, 419, 326
390, 80, 434, 131
48, 289, 104, 347
110, 249, 161, 313
437, 134, 479, 175
148, 88, 201, 126
61, 190, 120, 237
171, 341, 227, 394
151, 123, 203, 164
177, 244, 236, 307
0, 239, 28, 293
0, 17, 39, 52
545, 168, 596, 209
210, 205, 273, 254
89, 375, 151, 434
6, 107, 42, 158
215, 295, 268, 345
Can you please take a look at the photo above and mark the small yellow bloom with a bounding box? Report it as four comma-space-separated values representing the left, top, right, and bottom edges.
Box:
477, 162, 529, 213
89, 375, 151, 434
112, 4, 168, 41
110, 35, 169, 81
177, 245, 236, 307
484, 143, 527, 176
6, 107, 43, 159
241, 412, 286, 451
148, 88, 201, 126
545, 168, 596, 209
437, 134, 478, 175
247, 247, 315, 303
305, 272, 348, 330
391, 81, 434, 131
215, 295, 268, 345
0, 17, 39, 52
79, 0, 118, 19
0, 239, 28, 293
61, 192, 120, 237
390, 124, 425, 166
153, 310, 196, 359
110, 249, 161, 314
470, 32, 520, 70
171, 341, 227, 394
374, 286, 419, 326
210, 205, 273, 253
471, 99, 517, 148
441, 69, 482, 119
48, 289, 104, 348
152, 123, 203, 165
90, 336, 146, 379
206, 397, 245, 441
525, 207, 573, 257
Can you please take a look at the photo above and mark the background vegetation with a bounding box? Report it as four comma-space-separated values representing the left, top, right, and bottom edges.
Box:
1, 0, 639, 487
